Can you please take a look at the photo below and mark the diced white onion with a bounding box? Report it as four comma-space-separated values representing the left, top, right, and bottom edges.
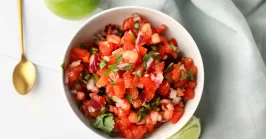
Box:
146, 57, 154, 70
87, 78, 99, 93
70, 90, 77, 94
103, 56, 110, 62
70, 60, 81, 68
160, 99, 171, 104
157, 114, 162, 121
118, 63, 131, 69
169, 88, 177, 99
172, 97, 182, 105
166, 103, 174, 110
88, 106, 95, 112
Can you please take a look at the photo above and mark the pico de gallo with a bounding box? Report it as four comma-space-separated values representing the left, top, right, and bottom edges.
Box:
63, 13, 198, 139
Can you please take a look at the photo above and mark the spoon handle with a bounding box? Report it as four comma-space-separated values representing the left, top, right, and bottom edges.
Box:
18, 0, 24, 57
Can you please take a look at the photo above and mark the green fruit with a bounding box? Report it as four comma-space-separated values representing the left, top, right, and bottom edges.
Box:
44, 0, 99, 20
168, 116, 201, 139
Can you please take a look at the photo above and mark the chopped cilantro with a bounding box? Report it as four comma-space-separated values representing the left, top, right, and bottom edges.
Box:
93, 74, 99, 82
143, 103, 151, 108
151, 46, 158, 51
110, 81, 116, 86
180, 70, 187, 81
92, 113, 115, 133
91, 47, 99, 54
143, 54, 150, 62
129, 32, 136, 42
61, 62, 65, 70
122, 64, 134, 71
134, 22, 140, 30
104, 69, 111, 76
99, 60, 107, 69
125, 94, 133, 104
164, 62, 174, 72
78, 44, 86, 49
135, 70, 142, 77
187, 71, 194, 81
151, 52, 160, 59
170, 44, 178, 51
137, 107, 148, 121
118, 29, 124, 37
116, 54, 123, 63
108, 64, 119, 74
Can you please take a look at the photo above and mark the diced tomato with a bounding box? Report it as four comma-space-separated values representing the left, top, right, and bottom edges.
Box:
187, 81, 197, 89
90, 92, 105, 105
141, 23, 153, 40
129, 88, 139, 99
123, 31, 135, 50
133, 99, 142, 109
182, 58, 194, 70
141, 76, 156, 102
123, 51, 139, 63
151, 33, 161, 44
122, 17, 135, 31
123, 71, 133, 88
113, 78, 126, 98
163, 110, 174, 120
139, 20, 149, 28
98, 41, 114, 56
146, 124, 155, 133
157, 80, 170, 96
190, 65, 198, 77
131, 125, 147, 139
107, 55, 117, 65
155, 24, 167, 33
170, 107, 184, 124
171, 68, 181, 81
177, 88, 184, 96
89, 110, 100, 117
65, 64, 83, 85
184, 89, 195, 100
124, 129, 135, 139
107, 35, 121, 44
70, 47, 90, 63
106, 84, 115, 96
174, 79, 188, 88
168, 38, 178, 46
115, 118, 133, 132
139, 45, 147, 56
132, 75, 141, 87
155, 62, 165, 73
96, 75, 108, 87
128, 112, 138, 123
118, 108, 131, 118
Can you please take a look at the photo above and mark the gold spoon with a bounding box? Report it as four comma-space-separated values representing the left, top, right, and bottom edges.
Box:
12, 0, 36, 95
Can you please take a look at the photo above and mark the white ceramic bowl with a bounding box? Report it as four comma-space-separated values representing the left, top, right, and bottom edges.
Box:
62, 6, 204, 139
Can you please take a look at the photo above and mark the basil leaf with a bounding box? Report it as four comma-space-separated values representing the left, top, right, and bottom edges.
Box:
99, 60, 107, 70
180, 70, 187, 81
187, 71, 194, 81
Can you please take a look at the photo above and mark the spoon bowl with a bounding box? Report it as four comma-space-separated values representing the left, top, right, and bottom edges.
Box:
13, 56, 36, 95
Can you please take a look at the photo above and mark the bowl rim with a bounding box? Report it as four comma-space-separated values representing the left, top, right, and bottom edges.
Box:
61, 6, 204, 139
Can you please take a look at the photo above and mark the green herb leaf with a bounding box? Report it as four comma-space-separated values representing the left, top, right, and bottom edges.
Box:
122, 64, 134, 71
125, 94, 133, 104
93, 74, 99, 82
151, 96, 160, 108
170, 44, 178, 51
110, 82, 116, 86
99, 60, 107, 70
95, 39, 100, 44
134, 22, 140, 30
91, 47, 99, 54
78, 44, 86, 49
118, 29, 124, 37
61, 62, 65, 70
151, 52, 160, 59
164, 62, 174, 72
108, 64, 119, 74
143, 54, 151, 62
129, 32, 136, 42
187, 71, 194, 81
135, 70, 142, 77
137, 107, 148, 121
151, 46, 158, 51
104, 69, 111, 76
180, 70, 187, 81
92, 113, 115, 133
116, 54, 123, 63
143, 103, 151, 109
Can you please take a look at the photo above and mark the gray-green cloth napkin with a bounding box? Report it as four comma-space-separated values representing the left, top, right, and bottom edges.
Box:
99, 0, 266, 139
